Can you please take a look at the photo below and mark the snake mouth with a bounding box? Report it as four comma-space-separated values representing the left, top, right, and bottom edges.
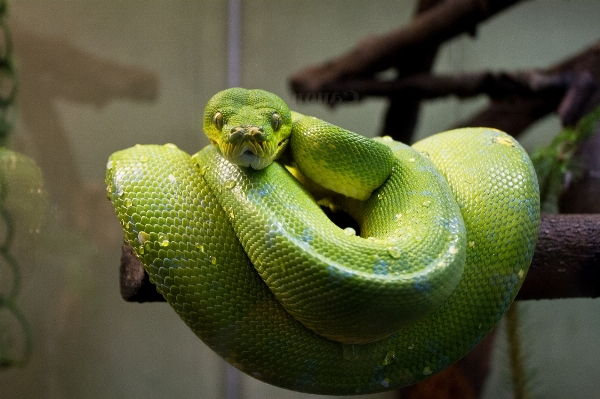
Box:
239, 146, 260, 168
219, 135, 290, 170
222, 140, 274, 170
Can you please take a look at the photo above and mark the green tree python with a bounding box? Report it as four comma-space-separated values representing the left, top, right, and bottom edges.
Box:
106, 88, 540, 394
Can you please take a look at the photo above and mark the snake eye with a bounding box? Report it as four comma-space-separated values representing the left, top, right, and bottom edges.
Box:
271, 112, 282, 131
212, 112, 224, 130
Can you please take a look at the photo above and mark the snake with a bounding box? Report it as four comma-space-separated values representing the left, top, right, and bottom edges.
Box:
106, 88, 540, 395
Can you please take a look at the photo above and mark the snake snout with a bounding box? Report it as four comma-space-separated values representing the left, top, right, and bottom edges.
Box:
225, 125, 273, 169
229, 126, 266, 144
222, 136, 273, 170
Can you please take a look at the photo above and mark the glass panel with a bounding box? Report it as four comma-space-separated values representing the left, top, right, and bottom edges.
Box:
1, 1, 600, 398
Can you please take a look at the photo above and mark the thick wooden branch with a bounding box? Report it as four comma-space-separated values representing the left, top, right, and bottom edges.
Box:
119, 214, 600, 303
518, 214, 600, 300
290, 0, 524, 94
120, 244, 165, 302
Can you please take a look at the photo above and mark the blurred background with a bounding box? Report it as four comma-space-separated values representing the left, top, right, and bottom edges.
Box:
1, 1, 599, 398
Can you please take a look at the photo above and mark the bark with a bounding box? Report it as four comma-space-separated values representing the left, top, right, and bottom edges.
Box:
517, 214, 600, 300
289, 0, 524, 94
461, 42, 600, 136
118, 214, 600, 303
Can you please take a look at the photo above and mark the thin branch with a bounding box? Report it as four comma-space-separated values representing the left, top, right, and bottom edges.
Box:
313, 71, 572, 101
558, 71, 598, 126
560, 126, 600, 213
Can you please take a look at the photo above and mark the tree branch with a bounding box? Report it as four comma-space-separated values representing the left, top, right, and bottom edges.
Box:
379, 0, 442, 143
289, 0, 524, 94
118, 214, 600, 303
517, 214, 600, 300
461, 42, 600, 135
310, 71, 572, 101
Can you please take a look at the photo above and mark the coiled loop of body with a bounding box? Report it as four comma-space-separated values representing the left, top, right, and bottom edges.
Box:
106, 88, 539, 394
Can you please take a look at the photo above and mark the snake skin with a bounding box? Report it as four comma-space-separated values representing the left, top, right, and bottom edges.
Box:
106, 91, 539, 394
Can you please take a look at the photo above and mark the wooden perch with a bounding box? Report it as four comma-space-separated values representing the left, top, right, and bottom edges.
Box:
519, 214, 600, 300
291, 41, 600, 141
290, 0, 524, 94
120, 244, 165, 302
290, 0, 600, 142
304, 71, 572, 101
290, 0, 527, 143
461, 43, 600, 136
119, 214, 600, 303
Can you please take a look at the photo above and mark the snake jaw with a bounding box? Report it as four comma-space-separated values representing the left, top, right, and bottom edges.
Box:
222, 138, 275, 170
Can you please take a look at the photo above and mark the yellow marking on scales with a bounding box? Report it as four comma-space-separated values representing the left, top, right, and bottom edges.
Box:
494, 136, 516, 147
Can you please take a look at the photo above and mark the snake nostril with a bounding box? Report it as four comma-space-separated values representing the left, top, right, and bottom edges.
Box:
229, 127, 245, 143
249, 126, 265, 141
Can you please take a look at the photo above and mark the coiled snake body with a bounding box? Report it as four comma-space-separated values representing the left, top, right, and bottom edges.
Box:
107, 88, 539, 394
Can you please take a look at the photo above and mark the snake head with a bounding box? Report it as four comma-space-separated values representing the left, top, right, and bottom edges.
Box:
203, 88, 292, 170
